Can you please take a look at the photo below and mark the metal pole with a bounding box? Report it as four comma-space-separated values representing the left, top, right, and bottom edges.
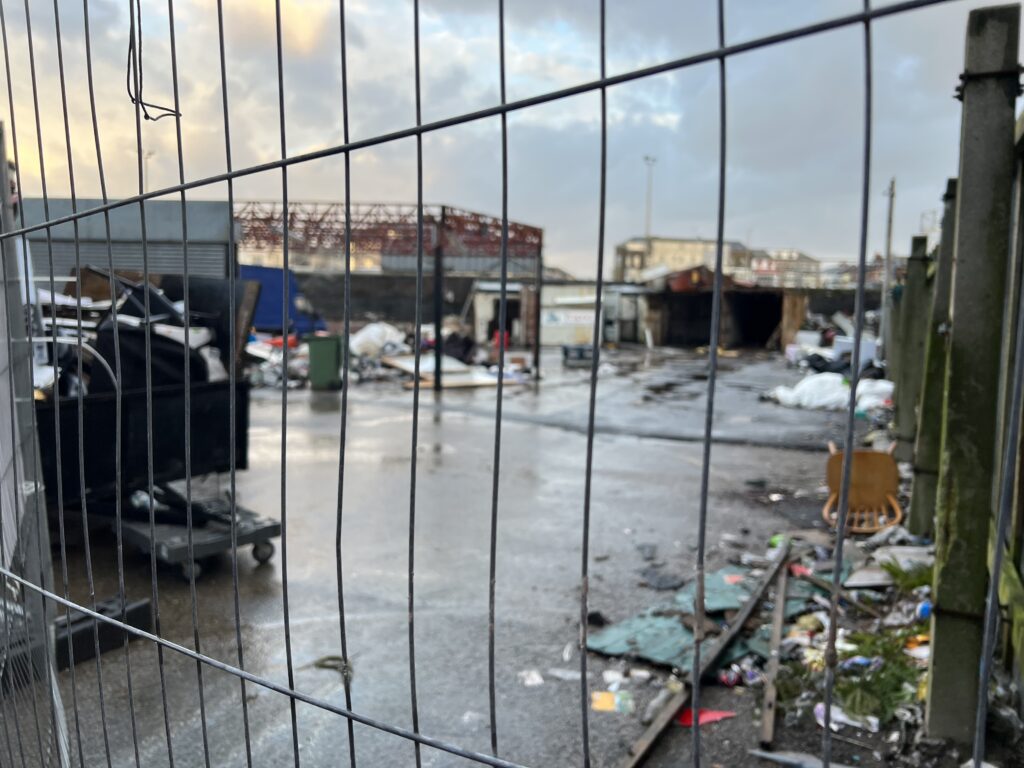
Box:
881, 177, 895, 359
433, 206, 445, 392
533, 237, 543, 380
643, 155, 655, 271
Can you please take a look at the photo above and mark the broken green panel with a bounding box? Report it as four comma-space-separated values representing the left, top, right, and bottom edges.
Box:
587, 565, 752, 669
674, 565, 752, 613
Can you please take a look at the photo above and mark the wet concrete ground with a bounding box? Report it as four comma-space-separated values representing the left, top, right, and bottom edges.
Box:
50, 349, 851, 767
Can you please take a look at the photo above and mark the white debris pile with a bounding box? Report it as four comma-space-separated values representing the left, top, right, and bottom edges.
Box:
767, 372, 894, 412
349, 322, 409, 357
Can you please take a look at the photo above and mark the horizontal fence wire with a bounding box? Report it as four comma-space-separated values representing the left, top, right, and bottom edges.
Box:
0, 0, 1008, 766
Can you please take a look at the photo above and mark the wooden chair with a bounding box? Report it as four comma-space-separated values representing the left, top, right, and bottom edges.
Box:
821, 442, 903, 534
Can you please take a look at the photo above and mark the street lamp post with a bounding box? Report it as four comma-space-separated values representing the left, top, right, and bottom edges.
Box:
643, 155, 656, 272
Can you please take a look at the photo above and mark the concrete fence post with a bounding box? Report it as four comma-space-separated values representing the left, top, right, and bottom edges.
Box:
893, 236, 930, 462
908, 180, 957, 538
926, 3, 1020, 743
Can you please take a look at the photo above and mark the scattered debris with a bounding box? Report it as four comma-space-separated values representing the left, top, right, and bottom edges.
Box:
766, 373, 893, 412
591, 690, 635, 714
677, 708, 736, 727
546, 668, 584, 682
748, 749, 856, 768
561, 641, 574, 662
517, 669, 544, 687
814, 701, 880, 733
310, 654, 354, 683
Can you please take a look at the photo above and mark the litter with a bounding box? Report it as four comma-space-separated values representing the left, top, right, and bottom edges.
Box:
641, 686, 676, 726
629, 668, 653, 684
677, 708, 736, 727
862, 524, 928, 550
602, 669, 626, 689
903, 645, 930, 663
381, 353, 470, 377
587, 565, 754, 669
843, 565, 894, 589
349, 322, 407, 357
516, 669, 544, 687
872, 545, 934, 570
591, 690, 635, 714
546, 668, 583, 682
814, 702, 880, 733
768, 373, 893, 412
311, 655, 354, 683
749, 749, 855, 768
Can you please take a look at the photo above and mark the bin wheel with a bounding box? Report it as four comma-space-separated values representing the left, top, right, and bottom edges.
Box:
181, 560, 202, 582
253, 541, 275, 565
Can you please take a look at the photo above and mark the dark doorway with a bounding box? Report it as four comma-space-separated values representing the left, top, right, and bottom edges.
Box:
665, 293, 713, 346
728, 292, 783, 347
487, 297, 521, 341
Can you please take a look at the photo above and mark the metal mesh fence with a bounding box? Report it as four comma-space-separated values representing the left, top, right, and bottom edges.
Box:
0, 0, 1018, 766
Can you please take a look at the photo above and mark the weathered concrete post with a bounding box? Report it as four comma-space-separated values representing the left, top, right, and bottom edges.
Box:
908, 181, 957, 537
893, 236, 930, 462
926, 4, 1019, 743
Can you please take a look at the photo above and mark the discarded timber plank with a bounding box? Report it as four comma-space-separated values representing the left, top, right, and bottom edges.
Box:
759, 563, 788, 747
618, 541, 791, 768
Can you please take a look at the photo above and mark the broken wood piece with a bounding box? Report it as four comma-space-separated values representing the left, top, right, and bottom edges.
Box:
618, 539, 792, 768
760, 560, 789, 747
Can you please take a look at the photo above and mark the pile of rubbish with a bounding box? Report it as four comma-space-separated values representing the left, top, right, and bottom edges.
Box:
785, 318, 886, 378
245, 334, 310, 388
245, 320, 532, 390
575, 523, 1021, 767
765, 373, 894, 413
34, 267, 232, 399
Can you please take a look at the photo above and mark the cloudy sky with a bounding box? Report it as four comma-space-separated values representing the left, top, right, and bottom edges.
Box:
0, 0, 1016, 277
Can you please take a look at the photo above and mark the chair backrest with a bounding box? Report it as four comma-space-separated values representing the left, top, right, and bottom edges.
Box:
825, 450, 900, 508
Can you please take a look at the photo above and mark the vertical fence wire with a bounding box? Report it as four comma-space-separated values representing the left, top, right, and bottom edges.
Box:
272, 0, 302, 764
126, 0, 178, 761
165, 0, 214, 764
334, 0, 358, 764
81, 0, 143, 761
214, 0, 254, 763
486, 0, 510, 757
577, 2, 608, 766
821, 3, 873, 765
689, 2, 729, 764
13, 0, 64, 757
408, 1, 425, 764
0, 3, 48, 759
49, 0, 115, 764
0, 119, 33, 768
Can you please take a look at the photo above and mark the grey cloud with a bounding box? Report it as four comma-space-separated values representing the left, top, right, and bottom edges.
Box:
0, 0, 1015, 277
